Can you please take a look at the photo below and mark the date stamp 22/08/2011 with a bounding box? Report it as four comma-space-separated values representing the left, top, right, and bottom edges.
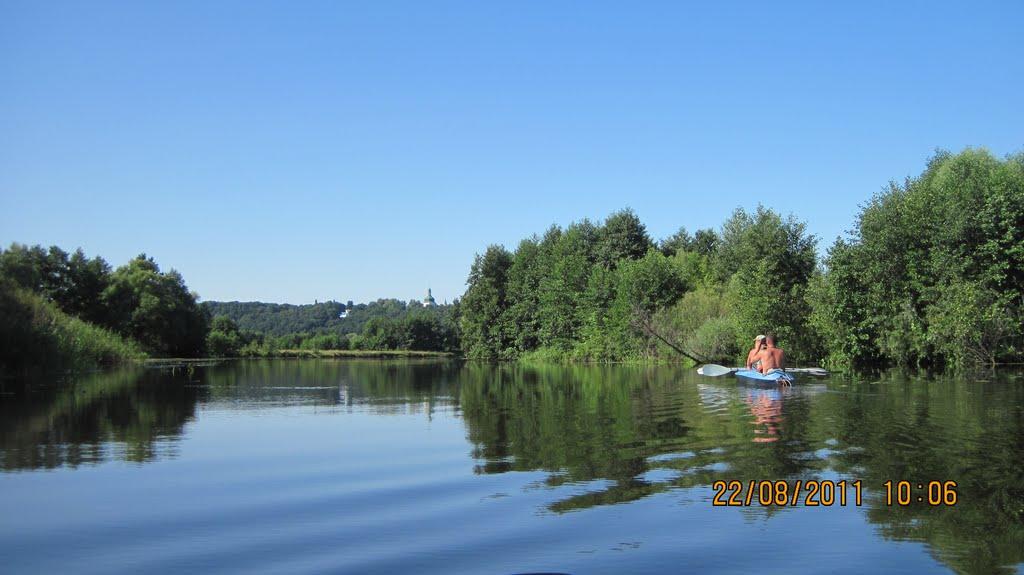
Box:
711, 480, 959, 507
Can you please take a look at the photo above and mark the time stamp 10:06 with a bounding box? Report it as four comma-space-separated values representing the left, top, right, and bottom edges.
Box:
711, 480, 959, 507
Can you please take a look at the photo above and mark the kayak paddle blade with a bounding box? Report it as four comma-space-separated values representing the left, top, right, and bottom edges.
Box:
697, 364, 736, 377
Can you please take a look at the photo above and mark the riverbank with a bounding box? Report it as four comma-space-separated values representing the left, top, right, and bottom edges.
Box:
141, 350, 454, 366
0, 282, 146, 375
273, 349, 454, 359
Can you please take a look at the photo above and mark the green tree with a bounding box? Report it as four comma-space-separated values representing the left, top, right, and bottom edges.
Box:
102, 255, 209, 357
806, 240, 879, 368
616, 249, 688, 314
811, 149, 1024, 369
62, 249, 113, 324
691, 228, 719, 257
659, 227, 694, 257
0, 244, 96, 312
537, 222, 598, 350
575, 264, 620, 358
207, 316, 243, 357
610, 249, 688, 359
715, 206, 818, 363
460, 245, 514, 358
502, 236, 546, 353
403, 313, 445, 351
360, 316, 406, 350
596, 209, 653, 269
0, 243, 56, 295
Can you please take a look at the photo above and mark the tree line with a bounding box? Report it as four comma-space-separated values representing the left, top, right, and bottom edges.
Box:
1, 247, 208, 367
205, 302, 460, 357
202, 298, 460, 343
202, 300, 350, 336
0, 246, 461, 369
460, 148, 1023, 369
4, 147, 1019, 371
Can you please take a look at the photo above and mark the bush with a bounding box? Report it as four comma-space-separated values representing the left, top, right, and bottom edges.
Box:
299, 333, 349, 351
690, 316, 739, 364
0, 280, 145, 373
649, 287, 737, 364
926, 281, 1017, 367
811, 149, 1024, 368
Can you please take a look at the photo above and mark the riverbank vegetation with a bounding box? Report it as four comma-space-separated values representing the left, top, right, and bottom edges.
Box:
0, 245, 460, 371
0, 248, 204, 373
3, 147, 1019, 372
0, 280, 146, 371
0, 247, 208, 359
202, 302, 460, 357
460, 206, 816, 364
809, 149, 1023, 369
461, 148, 1023, 370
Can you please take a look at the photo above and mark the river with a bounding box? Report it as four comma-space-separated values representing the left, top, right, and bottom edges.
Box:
1, 360, 1022, 574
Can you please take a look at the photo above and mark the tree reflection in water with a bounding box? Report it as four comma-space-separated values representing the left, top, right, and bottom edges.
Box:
1, 361, 1022, 574
0, 367, 206, 470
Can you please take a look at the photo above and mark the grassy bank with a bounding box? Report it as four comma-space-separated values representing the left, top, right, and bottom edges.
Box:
0, 282, 146, 373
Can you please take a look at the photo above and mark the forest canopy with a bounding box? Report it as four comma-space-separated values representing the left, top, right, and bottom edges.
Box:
460, 148, 1024, 369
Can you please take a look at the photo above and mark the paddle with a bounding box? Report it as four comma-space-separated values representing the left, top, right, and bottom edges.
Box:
697, 364, 829, 377
696, 364, 738, 377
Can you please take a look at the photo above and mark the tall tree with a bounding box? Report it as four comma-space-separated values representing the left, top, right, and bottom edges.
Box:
537, 222, 598, 350
460, 245, 514, 358
102, 255, 209, 357
714, 206, 818, 362
596, 209, 653, 269
502, 236, 546, 353
63, 249, 112, 324
659, 227, 694, 257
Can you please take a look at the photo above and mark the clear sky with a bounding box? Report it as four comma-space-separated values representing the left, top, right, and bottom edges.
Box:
2, 1, 1021, 304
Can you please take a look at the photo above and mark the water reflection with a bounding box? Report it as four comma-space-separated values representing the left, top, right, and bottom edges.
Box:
457, 364, 829, 518
743, 388, 784, 443
0, 367, 205, 470
1, 361, 1022, 574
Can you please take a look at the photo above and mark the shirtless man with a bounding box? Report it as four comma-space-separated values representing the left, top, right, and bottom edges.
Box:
756, 333, 785, 375
745, 335, 766, 369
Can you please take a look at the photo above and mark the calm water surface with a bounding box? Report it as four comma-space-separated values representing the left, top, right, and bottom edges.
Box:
1, 360, 1023, 574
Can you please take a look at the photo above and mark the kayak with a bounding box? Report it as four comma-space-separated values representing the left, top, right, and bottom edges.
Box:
735, 369, 795, 385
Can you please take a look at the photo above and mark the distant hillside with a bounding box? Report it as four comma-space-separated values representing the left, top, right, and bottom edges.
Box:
202, 298, 452, 337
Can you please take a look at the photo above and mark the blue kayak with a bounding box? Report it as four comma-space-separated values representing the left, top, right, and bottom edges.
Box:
735, 369, 795, 385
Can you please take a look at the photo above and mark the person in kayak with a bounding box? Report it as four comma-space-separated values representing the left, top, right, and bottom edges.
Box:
756, 333, 786, 375
745, 335, 767, 370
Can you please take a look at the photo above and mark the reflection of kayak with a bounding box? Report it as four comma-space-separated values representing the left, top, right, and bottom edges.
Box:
736, 369, 795, 385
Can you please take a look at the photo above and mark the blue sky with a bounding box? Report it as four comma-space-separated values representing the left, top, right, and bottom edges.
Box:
2, 1, 1021, 304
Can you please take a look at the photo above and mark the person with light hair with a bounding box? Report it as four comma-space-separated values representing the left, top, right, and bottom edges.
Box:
745, 335, 766, 370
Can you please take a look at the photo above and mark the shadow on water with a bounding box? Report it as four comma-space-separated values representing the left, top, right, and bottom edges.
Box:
1, 360, 1022, 574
